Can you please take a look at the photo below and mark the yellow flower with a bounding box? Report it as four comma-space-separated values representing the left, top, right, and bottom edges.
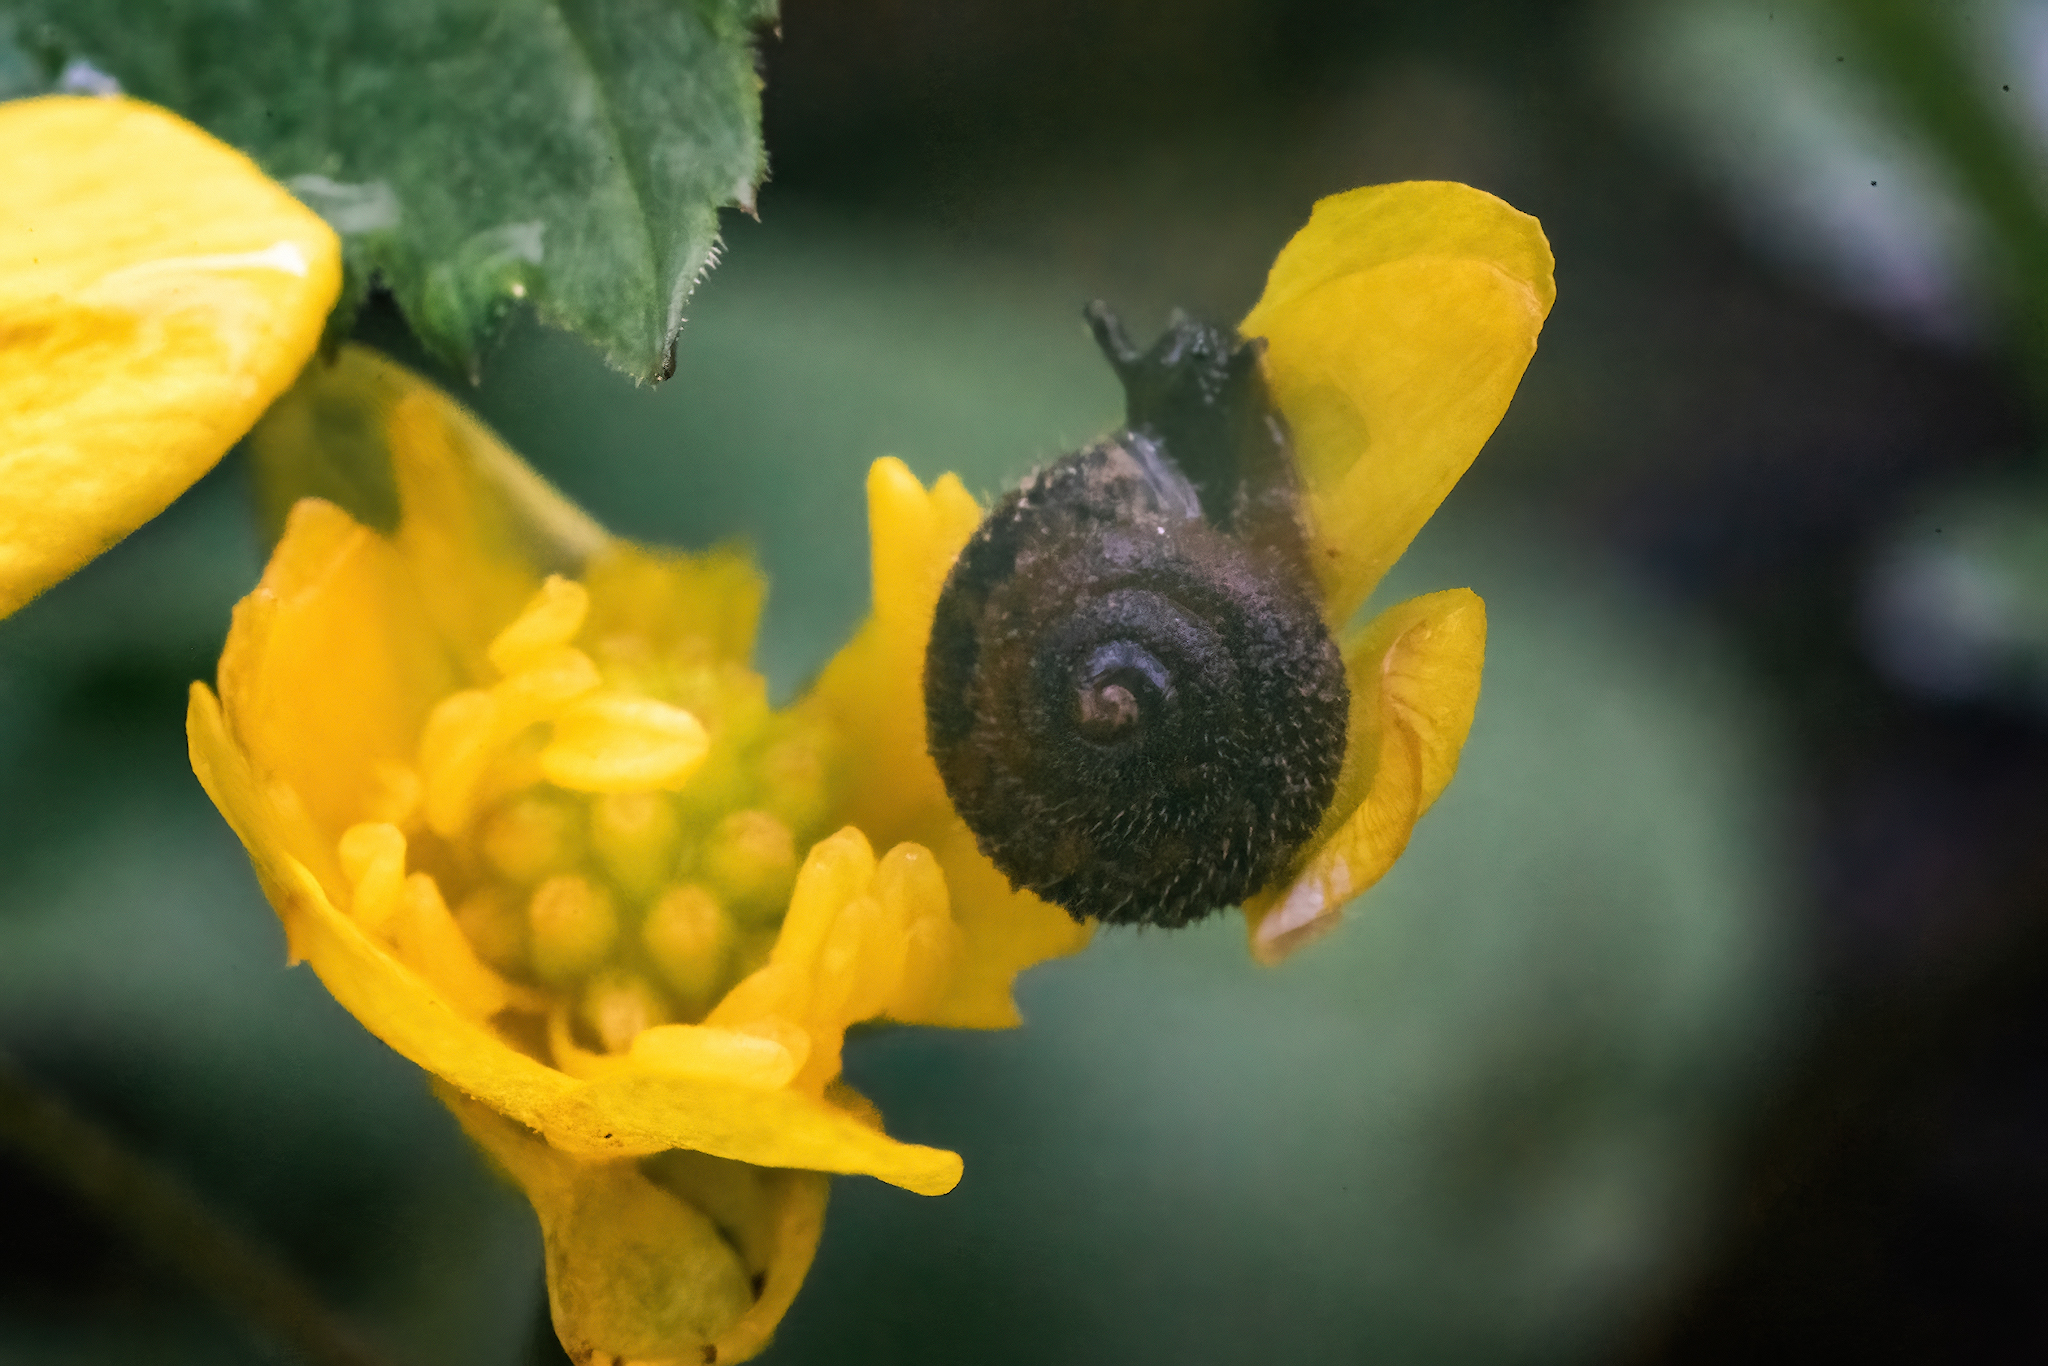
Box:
0, 95, 340, 618
187, 342, 1089, 1363
1237, 180, 1553, 960
185, 178, 1548, 1364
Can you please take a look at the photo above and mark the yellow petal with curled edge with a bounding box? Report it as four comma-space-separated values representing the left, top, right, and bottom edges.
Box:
0, 96, 340, 617
803, 459, 1092, 1029
246, 344, 608, 677
217, 496, 454, 860
808, 457, 980, 838
189, 682, 964, 1197
1240, 182, 1553, 626
1244, 588, 1487, 962
447, 1089, 830, 1366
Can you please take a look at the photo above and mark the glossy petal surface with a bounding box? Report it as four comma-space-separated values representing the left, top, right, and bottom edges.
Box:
1240, 181, 1554, 625
803, 458, 1094, 1028
0, 96, 340, 616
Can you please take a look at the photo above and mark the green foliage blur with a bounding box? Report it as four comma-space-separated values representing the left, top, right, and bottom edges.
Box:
2, 0, 774, 380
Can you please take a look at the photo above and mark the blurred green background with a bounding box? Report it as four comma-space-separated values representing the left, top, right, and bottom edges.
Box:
7, 1, 2048, 1362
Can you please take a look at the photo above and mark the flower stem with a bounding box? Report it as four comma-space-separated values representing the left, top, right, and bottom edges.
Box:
0, 1049, 392, 1366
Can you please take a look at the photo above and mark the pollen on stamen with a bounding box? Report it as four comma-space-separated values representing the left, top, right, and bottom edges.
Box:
493, 646, 603, 730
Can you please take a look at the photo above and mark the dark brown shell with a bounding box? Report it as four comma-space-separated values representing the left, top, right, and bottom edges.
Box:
923, 308, 1348, 927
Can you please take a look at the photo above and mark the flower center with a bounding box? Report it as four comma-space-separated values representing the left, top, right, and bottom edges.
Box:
335, 558, 837, 1058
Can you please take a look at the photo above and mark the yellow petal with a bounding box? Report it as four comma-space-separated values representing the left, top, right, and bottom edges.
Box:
214, 496, 453, 854
918, 820, 1092, 1029
1240, 182, 1553, 624
188, 681, 344, 928
547, 1066, 961, 1195
803, 461, 1093, 1028
807, 458, 979, 838
193, 680, 962, 1195
1244, 588, 1487, 961
448, 1090, 829, 1366
0, 96, 340, 617
247, 345, 607, 678
1380, 589, 1489, 817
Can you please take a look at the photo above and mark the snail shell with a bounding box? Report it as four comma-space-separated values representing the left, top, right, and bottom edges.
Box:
924, 305, 1348, 928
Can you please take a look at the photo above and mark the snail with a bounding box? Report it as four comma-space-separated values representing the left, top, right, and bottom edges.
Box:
924, 303, 1349, 928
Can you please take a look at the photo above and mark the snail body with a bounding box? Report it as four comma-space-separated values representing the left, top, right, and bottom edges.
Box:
924, 306, 1348, 928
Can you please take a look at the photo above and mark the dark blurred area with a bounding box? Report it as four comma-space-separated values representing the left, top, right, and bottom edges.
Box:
7, 0, 2048, 1362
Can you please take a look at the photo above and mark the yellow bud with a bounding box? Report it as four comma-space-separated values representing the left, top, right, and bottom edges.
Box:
590, 792, 681, 901
702, 809, 796, 919
528, 873, 618, 984
337, 822, 407, 934
643, 883, 735, 1015
418, 689, 500, 837
454, 885, 527, 976
580, 970, 671, 1054
541, 694, 709, 792
487, 575, 590, 677
479, 790, 587, 885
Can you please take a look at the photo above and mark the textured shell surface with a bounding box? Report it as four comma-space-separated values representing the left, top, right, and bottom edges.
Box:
924, 306, 1348, 928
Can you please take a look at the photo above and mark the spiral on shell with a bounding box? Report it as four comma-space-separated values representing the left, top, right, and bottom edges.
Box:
924, 305, 1349, 928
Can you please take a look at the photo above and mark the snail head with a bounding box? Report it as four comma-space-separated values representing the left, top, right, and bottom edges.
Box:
1082, 300, 1292, 539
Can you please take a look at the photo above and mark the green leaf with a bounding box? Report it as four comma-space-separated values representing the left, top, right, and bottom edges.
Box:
6, 0, 776, 382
